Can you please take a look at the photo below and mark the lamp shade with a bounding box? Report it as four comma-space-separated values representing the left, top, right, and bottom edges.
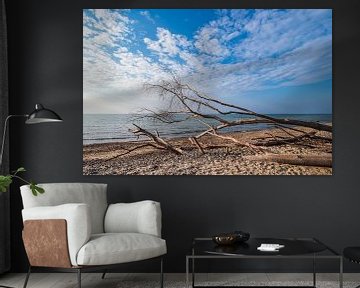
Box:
25, 104, 63, 124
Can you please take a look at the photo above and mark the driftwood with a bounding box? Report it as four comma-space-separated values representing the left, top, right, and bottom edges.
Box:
103, 124, 184, 161
113, 78, 333, 168
191, 116, 269, 153
189, 137, 205, 154
132, 124, 183, 155
104, 143, 165, 162
145, 78, 332, 132
253, 132, 317, 146
244, 153, 332, 167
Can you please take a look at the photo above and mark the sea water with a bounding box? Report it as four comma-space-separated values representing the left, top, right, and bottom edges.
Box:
83, 114, 332, 145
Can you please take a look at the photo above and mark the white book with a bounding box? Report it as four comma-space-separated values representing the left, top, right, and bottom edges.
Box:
257, 243, 285, 251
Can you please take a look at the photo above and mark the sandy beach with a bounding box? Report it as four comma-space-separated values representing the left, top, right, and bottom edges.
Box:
83, 126, 332, 175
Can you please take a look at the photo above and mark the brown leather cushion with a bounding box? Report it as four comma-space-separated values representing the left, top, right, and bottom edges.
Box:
23, 219, 72, 268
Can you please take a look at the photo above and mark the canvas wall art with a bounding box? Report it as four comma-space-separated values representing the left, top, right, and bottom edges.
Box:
83, 9, 332, 175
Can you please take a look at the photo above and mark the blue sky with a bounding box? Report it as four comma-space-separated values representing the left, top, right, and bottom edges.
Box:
83, 9, 332, 114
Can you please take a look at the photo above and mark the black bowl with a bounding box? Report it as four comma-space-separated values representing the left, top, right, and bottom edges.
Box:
233, 230, 250, 242
212, 231, 250, 246
212, 234, 237, 245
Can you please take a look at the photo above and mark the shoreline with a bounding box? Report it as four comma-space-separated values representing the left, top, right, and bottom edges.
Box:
83, 127, 271, 147
83, 126, 332, 175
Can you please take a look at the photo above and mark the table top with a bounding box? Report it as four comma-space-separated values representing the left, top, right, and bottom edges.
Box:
189, 237, 340, 258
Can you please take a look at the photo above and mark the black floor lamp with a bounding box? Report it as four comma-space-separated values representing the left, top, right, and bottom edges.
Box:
0, 103, 62, 288
0, 103, 63, 167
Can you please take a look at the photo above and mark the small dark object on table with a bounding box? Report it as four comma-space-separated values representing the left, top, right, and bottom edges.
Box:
212, 230, 250, 245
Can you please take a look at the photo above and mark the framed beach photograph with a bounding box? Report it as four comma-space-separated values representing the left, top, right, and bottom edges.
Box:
83, 9, 332, 175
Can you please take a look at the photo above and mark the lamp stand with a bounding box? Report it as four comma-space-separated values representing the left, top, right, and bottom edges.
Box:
0, 114, 27, 168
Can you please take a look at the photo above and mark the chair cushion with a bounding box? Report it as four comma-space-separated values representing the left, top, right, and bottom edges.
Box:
20, 183, 108, 234
76, 233, 167, 266
344, 247, 360, 263
105, 201, 162, 237
22, 204, 91, 267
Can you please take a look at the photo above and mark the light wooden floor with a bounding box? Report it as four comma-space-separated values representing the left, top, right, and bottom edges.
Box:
1, 273, 360, 288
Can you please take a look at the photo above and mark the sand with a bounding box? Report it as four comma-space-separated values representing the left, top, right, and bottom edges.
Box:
83, 127, 332, 175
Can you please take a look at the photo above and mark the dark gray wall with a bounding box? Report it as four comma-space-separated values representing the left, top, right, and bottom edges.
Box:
5, 0, 360, 273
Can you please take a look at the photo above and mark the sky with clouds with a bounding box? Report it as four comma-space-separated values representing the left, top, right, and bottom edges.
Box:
83, 9, 332, 114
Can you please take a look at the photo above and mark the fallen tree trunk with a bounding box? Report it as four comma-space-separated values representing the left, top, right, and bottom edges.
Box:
181, 82, 333, 132
253, 132, 316, 146
132, 124, 184, 155
244, 153, 332, 167
146, 81, 332, 132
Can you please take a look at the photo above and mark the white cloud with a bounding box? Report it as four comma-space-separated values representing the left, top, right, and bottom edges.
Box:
194, 26, 229, 57
83, 10, 173, 113
222, 31, 240, 41
83, 9, 132, 45
234, 9, 331, 60
83, 9, 332, 114
144, 27, 191, 57
140, 10, 155, 24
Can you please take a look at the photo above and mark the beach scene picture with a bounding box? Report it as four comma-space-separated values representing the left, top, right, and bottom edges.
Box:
83, 9, 332, 175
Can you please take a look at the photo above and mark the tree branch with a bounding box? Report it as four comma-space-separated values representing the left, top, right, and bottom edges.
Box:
132, 124, 183, 155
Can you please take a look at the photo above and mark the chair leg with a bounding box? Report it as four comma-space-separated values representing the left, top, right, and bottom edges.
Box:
160, 257, 164, 288
23, 266, 31, 288
101, 270, 107, 279
77, 269, 81, 288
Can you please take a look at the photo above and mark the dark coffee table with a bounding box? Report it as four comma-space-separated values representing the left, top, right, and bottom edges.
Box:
186, 237, 342, 288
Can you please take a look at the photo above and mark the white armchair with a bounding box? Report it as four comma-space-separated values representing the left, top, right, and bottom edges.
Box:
20, 183, 166, 288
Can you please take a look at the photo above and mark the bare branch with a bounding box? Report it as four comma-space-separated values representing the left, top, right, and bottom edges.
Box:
204, 130, 269, 154
195, 118, 269, 139
134, 108, 192, 124
182, 82, 332, 132
132, 124, 183, 155
104, 143, 165, 162
145, 78, 332, 132
189, 137, 205, 155
252, 131, 317, 146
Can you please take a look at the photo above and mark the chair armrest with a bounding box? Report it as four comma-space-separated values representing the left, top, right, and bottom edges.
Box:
104, 200, 162, 237
22, 203, 91, 266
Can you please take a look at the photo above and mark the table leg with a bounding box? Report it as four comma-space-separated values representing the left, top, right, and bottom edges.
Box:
192, 246, 195, 288
186, 257, 189, 288
192, 257, 195, 288
339, 257, 343, 288
313, 254, 316, 287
